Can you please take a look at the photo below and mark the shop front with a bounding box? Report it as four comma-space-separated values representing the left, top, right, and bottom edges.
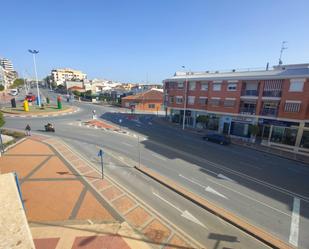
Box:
230, 116, 256, 138
258, 118, 301, 151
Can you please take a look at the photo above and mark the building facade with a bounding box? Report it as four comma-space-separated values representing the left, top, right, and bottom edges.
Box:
0, 57, 18, 88
122, 89, 164, 112
163, 64, 309, 155
51, 68, 87, 86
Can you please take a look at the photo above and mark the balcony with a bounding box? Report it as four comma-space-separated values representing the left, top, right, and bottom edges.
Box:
239, 107, 256, 115
241, 90, 258, 96
262, 91, 282, 97
260, 108, 278, 117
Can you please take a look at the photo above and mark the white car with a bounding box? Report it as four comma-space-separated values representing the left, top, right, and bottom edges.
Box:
9, 89, 18, 96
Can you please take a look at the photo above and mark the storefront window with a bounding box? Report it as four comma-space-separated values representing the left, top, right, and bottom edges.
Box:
300, 131, 309, 148
270, 126, 297, 146
230, 122, 250, 137
208, 117, 219, 131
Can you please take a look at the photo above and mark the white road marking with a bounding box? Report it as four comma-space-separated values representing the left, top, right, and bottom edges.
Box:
151, 153, 167, 161
179, 174, 228, 199
153, 192, 208, 229
179, 174, 206, 188
205, 186, 228, 199
217, 173, 236, 183
289, 197, 300, 247
121, 142, 134, 147
136, 124, 141, 127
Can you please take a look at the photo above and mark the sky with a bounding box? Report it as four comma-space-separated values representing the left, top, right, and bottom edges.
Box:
1, 0, 309, 83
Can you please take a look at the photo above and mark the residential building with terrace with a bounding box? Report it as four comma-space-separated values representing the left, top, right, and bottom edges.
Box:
163, 63, 309, 155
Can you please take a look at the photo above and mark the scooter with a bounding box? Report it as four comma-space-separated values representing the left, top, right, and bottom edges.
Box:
45, 123, 55, 132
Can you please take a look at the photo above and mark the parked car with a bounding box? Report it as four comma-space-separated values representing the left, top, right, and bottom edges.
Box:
9, 89, 18, 96
25, 95, 36, 102
202, 133, 231, 145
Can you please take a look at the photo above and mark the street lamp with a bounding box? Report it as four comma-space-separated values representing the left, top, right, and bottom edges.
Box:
182, 66, 188, 130
28, 49, 41, 107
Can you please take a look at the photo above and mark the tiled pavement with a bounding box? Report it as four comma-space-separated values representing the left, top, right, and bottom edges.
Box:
0, 137, 200, 249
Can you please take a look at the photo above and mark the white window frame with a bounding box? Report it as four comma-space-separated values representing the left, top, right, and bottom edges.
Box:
201, 82, 208, 91
188, 96, 195, 105
177, 82, 184, 89
199, 97, 208, 105
227, 83, 237, 91
212, 83, 221, 91
176, 96, 183, 104
189, 82, 196, 91
289, 79, 305, 92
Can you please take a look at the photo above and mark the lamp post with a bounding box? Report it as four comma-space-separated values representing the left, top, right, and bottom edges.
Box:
182, 66, 188, 130
28, 49, 41, 107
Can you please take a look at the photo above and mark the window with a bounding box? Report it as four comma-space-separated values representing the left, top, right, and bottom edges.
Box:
189, 82, 196, 90
188, 96, 195, 105
169, 96, 174, 103
227, 83, 237, 91
212, 83, 221, 91
176, 96, 183, 104
201, 82, 208, 91
177, 82, 184, 89
284, 102, 301, 112
148, 104, 155, 109
209, 98, 220, 106
271, 127, 298, 146
224, 99, 236, 107
199, 97, 208, 105
289, 79, 304, 92
300, 131, 309, 148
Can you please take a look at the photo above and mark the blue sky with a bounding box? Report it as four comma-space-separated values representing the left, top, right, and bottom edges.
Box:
1, 0, 309, 83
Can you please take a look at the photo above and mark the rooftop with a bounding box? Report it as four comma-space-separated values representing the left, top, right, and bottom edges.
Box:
122, 89, 163, 101
165, 63, 309, 82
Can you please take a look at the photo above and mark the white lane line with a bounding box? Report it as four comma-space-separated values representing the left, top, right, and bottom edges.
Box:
289, 197, 300, 247
151, 153, 167, 161
153, 192, 208, 229
179, 174, 206, 188
153, 192, 182, 212
205, 175, 291, 217
121, 142, 134, 147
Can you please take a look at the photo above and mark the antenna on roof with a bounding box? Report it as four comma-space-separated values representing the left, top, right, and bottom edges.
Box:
278, 41, 288, 65
266, 62, 269, 71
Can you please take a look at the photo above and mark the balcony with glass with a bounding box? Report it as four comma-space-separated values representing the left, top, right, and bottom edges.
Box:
241, 81, 259, 97
239, 102, 256, 115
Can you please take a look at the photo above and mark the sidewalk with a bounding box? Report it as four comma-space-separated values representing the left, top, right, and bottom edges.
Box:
155, 118, 309, 164
0, 137, 198, 249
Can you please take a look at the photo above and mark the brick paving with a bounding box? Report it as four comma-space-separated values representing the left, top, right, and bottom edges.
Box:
0, 137, 200, 249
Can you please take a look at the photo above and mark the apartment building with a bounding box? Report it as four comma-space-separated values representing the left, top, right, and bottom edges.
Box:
51, 68, 87, 86
163, 63, 309, 155
0, 58, 18, 88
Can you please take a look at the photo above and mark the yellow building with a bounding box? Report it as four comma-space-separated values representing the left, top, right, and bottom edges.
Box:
51, 68, 87, 86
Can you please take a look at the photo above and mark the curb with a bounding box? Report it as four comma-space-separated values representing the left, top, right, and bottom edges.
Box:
2, 107, 79, 118
135, 165, 295, 249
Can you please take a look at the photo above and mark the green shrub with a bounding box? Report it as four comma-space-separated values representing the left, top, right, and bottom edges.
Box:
0, 112, 5, 127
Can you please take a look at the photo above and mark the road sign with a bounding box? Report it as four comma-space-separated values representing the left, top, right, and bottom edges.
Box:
98, 149, 104, 157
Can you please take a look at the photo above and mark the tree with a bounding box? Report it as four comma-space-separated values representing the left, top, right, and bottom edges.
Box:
0, 112, 5, 127
10, 78, 25, 89
0, 85, 4, 91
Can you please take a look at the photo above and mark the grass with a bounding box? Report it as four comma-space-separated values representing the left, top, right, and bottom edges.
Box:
1, 104, 70, 114
1, 129, 26, 149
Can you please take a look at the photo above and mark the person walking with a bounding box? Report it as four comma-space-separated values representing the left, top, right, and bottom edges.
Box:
25, 124, 31, 136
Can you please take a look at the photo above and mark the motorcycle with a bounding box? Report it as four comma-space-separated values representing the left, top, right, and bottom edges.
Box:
45, 123, 55, 132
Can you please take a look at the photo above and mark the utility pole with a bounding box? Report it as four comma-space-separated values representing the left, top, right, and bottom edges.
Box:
279, 41, 288, 65
182, 66, 188, 130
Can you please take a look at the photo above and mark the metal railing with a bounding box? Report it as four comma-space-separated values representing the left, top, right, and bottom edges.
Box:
241, 90, 259, 96
239, 107, 256, 115
260, 108, 278, 116
262, 91, 282, 97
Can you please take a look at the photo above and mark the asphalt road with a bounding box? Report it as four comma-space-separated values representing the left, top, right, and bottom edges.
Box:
3, 88, 309, 249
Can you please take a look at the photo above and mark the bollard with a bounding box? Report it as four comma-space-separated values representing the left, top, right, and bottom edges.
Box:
46, 97, 50, 104
11, 98, 16, 108
23, 100, 29, 112
57, 96, 62, 109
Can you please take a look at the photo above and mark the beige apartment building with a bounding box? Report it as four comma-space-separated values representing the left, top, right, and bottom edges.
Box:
51, 68, 87, 86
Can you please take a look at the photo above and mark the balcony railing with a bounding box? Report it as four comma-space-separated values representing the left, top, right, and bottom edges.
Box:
241, 90, 258, 96
260, 108, 278, 116
239, 107, 256, 115
263, 91, 282, 97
